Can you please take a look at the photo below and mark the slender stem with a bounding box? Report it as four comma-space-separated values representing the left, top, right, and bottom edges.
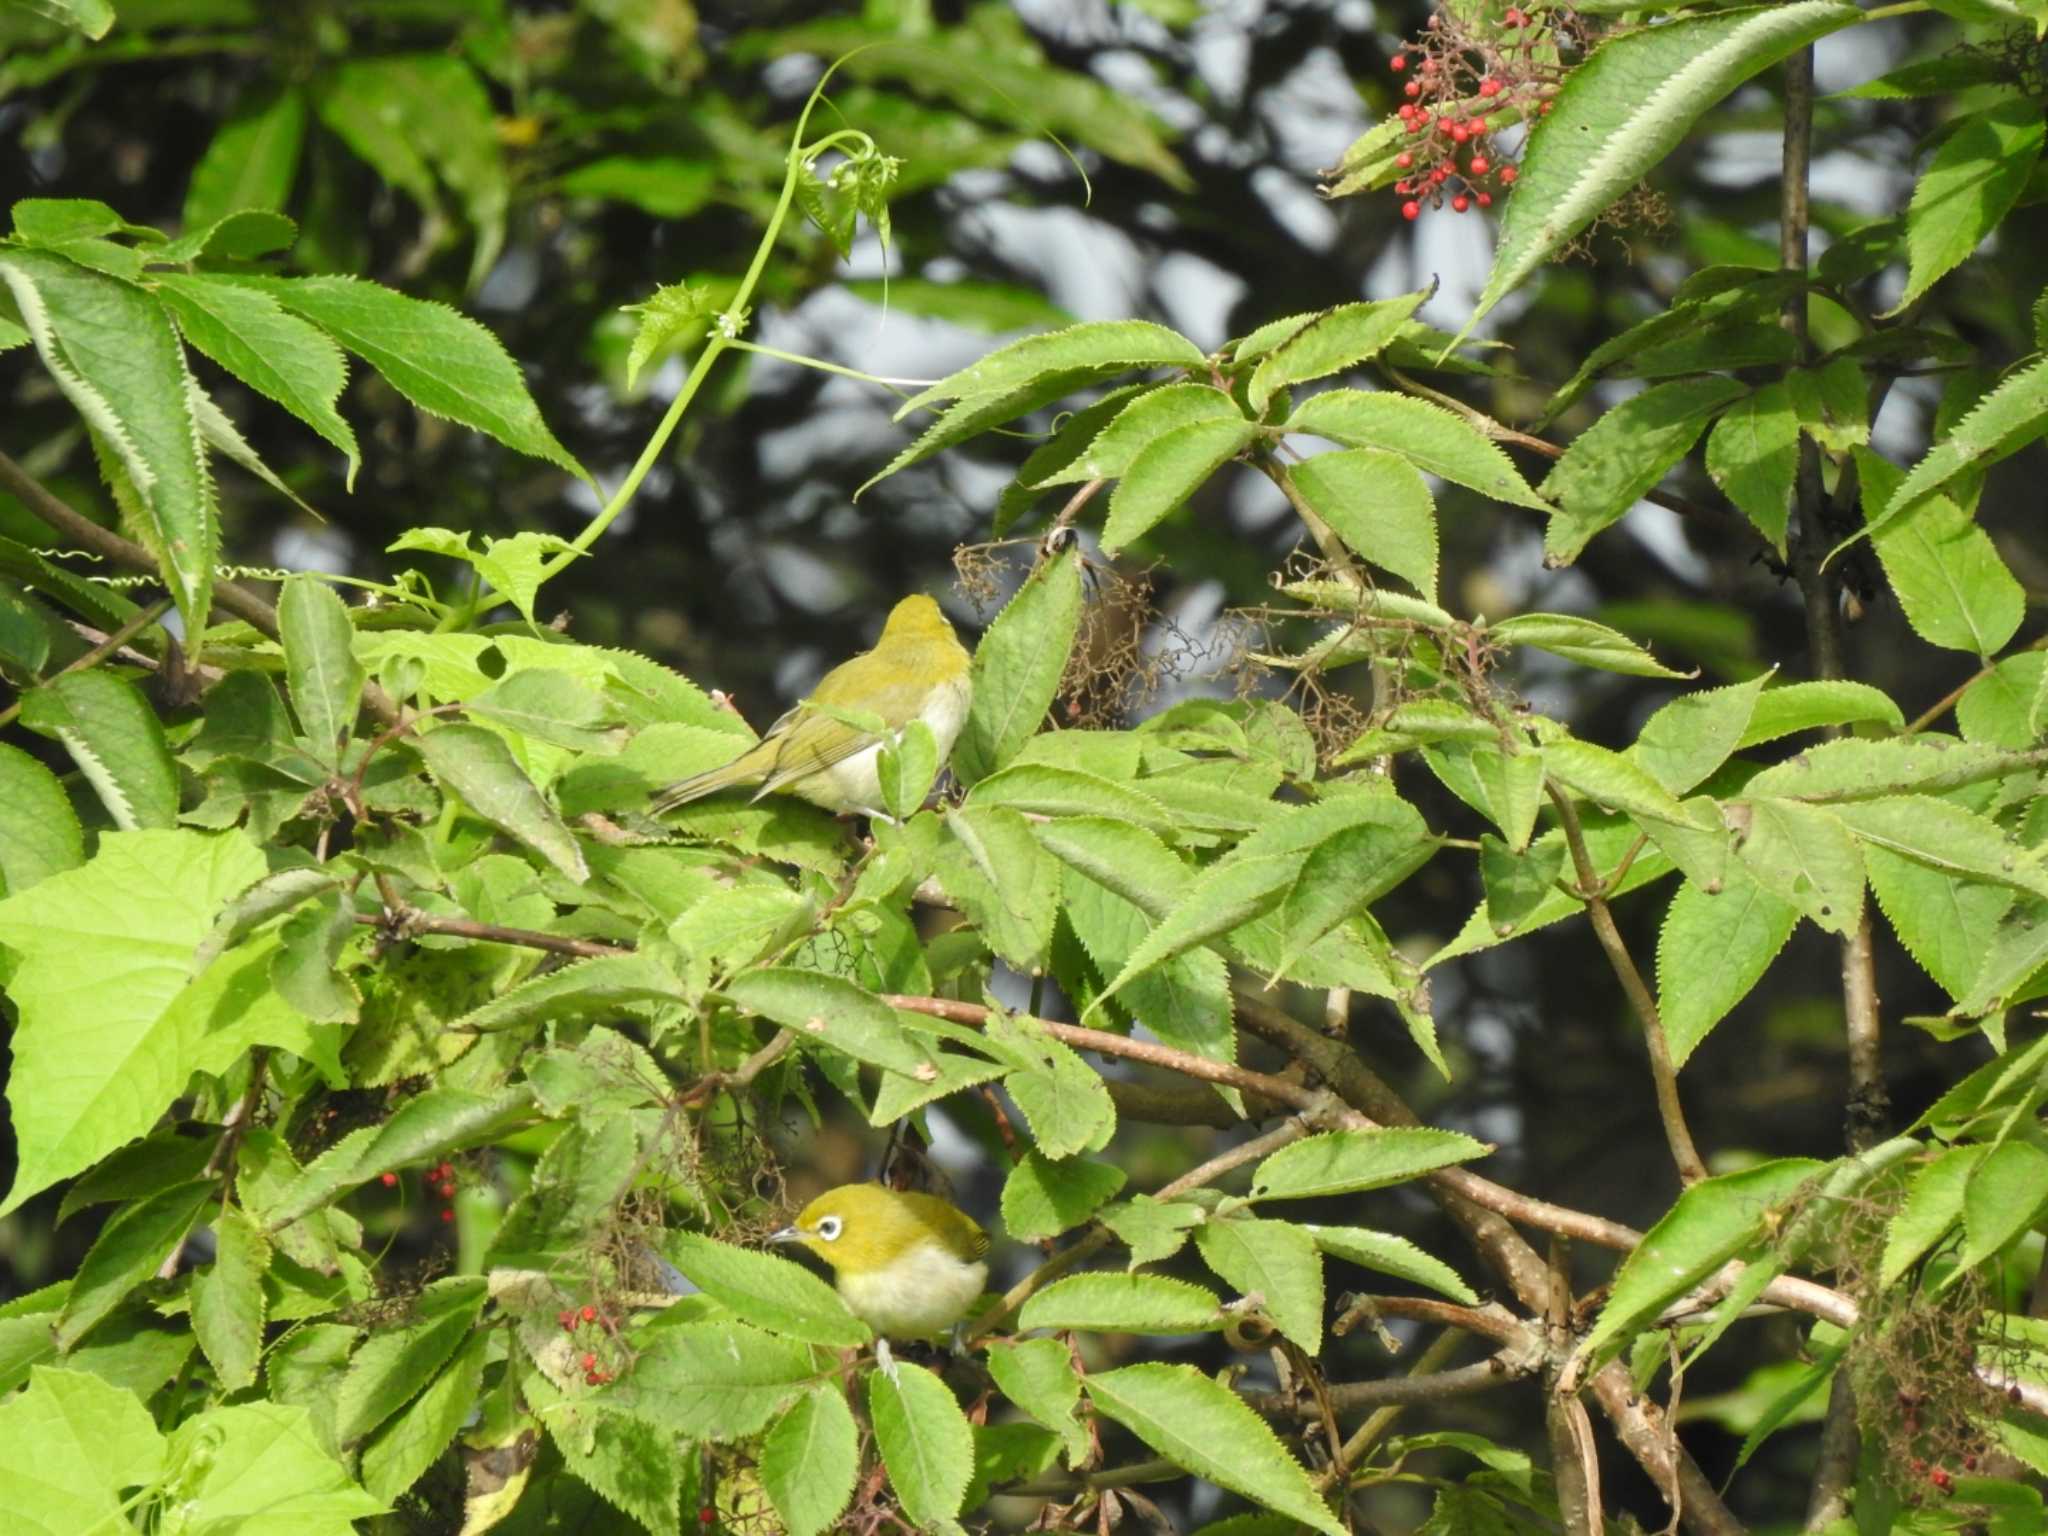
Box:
0, 596, 173, 728
1255, 455, 1364, 583
358, 908, 627, 962
1904, 633, 2048, 735
1802, 1373, 1860, 1531
1547, 782, 1708, 1184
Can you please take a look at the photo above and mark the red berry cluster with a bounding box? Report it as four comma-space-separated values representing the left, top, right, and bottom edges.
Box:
378, 1160, 462, 1225
1386, 6, 1574, 221
557, 1303, 614, 1385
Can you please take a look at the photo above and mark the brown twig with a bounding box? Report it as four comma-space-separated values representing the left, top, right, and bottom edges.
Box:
1546, 781, 1708, 1184
0, 595, 175, 729
0, 450, 401, 724
354, 908, 628, 960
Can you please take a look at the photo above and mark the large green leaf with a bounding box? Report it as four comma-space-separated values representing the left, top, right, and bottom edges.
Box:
1893, 96, 2045, 314
602, 1320, 817, 1440
1469, 2, 1863, 327
1086, 1364, 1343, 1536
277, 574, 367, 767
661, 1231, 870, 1348
1541, 377, 1746, 563
869, 1362, 973, 1530
18, 669, 178, 831
155, 274, 358, 488
1579, 1159, 1824, 1368
1656, 869, 1801, 1067
954, 546, 1081, 784
182, 85, 307, 232
759, 1387, 860, 1536
0, 249, 218, 630
1856, 448, 2022, 657
1016, 1272, 1222, 1334
1283, 389, 1548, 509
0, 830, 267, 1216
0, 743, 82, 898
411, 723, 588, 881
1098, 417, 1258, 554
1193, 1215, 1324, 1353
1250, 1128, 1488, 1200
0, 1368, 166, 1536
1288, 448, 1438, 601
227, 275, 582, 476
1862, 356, 2048, 544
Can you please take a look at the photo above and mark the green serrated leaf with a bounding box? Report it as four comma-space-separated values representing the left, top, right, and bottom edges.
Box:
1194, 1215, 1323, 1353
1099, 417, 1257, 554
1017, 1272, 1222, 1334
1542, 377, 1748, 564
1289, 448, 1438, 602
1086, 1364, 1343, 1536
411, 722, 588, 882
759, 1386, 861, 1536
1283, 389, 1547, 510
1246, 291, 1429, 412
1251, 1127, 1488, 1201
870, 1361, 973, 1530
1656, 869, 1801, 1067
1893, 96, 2046, 315
1470, 3, 1862, 328
1001, 1152, 1125, 1242
225, 275, 583, 477
660, 1231, 870, 1348
1490, 613, 1686, 680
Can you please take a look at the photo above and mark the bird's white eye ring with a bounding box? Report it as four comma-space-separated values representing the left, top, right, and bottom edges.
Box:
816, 1216, 842, 1241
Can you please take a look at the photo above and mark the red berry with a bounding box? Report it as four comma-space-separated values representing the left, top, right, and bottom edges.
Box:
699, 1510, 717, 1527
1472, 116, 1487, 130
1476, 191, 1493, 207
1420, 57, 1436, 72
1500, 165, 1518, 184
1452, 194, 1470, 212
380, 1172, 398, 1188
1479, 78, 1502, 98
558, 1309, 575, 1330
1403, 80, 1421, 98
1963, 1454, 1978, 1470
1391, 54, 1407, 71
581, 1305, 598, 1323
1505, 7, 1525, 24
440, 1207, 454, 1223
1470, 155, 1490, 174
1396, 151, 1413, 168
581, 1352, 597, 1371
1450, 124, 1469, 143
1408, 116, 1427, 134
1540, 101, 1552, 115
1932, 1469, 1952, 1493
1401, 200, 1420, 221
1431, 167, 1448, 183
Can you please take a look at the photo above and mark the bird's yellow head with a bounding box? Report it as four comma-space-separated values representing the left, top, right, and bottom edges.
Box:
877, 593, 956, 648
768, 1182, 989, 1277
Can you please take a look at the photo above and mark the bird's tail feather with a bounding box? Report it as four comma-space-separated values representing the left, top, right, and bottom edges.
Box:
649, 740, 775, 813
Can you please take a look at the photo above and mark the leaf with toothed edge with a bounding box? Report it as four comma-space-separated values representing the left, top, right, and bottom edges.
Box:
1462, 3, 1863, 337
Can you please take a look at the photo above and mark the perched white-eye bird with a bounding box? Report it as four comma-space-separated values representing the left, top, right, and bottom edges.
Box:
651, 594, 972, 819
770, 1183, 990, 1355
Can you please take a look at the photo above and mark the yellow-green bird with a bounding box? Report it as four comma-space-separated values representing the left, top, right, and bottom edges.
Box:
651, 594, 972, 820
770, 1183, 991, 1352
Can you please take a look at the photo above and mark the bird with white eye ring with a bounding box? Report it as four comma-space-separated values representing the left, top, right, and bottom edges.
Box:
769, 1183, 990, 1377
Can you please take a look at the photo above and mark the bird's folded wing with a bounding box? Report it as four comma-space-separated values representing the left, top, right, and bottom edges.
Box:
749, 703, 885, 797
